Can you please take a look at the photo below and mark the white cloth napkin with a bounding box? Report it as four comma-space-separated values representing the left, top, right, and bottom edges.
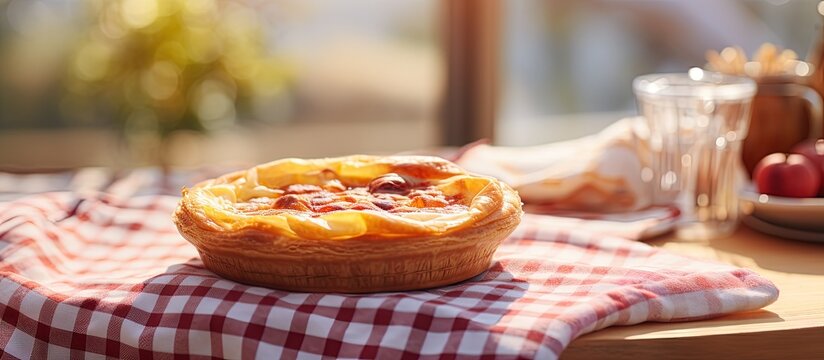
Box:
456, 117, 654, 213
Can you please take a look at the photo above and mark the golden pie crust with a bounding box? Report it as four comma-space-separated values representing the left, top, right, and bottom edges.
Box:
173, 155, 522, 293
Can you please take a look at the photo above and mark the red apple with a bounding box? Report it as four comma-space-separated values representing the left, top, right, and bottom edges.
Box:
753, 153, 821, 198
791, 139, 824, 196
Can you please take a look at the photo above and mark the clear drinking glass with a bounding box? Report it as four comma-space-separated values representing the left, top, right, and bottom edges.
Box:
634, 70, 757, 240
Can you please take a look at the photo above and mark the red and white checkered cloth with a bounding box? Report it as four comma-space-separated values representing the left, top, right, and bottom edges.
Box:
0, 191, 778, 359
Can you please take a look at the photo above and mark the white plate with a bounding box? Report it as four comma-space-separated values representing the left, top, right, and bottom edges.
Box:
522, 206, 679, 241
741, 215, 824, 243
739, 186, 824, 232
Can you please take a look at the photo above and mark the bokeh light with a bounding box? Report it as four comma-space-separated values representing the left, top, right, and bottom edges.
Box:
120, 0, 159, 29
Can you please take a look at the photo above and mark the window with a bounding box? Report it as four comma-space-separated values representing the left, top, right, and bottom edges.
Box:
0, 0, 443, 167
498, 0, 823, 145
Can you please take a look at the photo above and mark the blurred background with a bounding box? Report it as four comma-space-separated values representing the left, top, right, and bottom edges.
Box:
0, 0, 821, 169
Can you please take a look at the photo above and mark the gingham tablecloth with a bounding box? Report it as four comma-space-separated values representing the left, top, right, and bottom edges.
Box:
0, 183, 778, 358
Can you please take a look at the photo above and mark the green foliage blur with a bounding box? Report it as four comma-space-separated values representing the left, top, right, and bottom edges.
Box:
0, 0, 291, 135
63, 0, 292, 138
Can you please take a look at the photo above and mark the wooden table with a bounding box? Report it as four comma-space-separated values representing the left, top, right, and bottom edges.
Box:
563, 226, 824, 359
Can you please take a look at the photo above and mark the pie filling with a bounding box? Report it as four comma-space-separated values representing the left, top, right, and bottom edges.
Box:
233, 173, 468, 217
182, 156, 512, 239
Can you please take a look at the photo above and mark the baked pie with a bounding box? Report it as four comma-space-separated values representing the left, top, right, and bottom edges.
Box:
173, 155, 522, 293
